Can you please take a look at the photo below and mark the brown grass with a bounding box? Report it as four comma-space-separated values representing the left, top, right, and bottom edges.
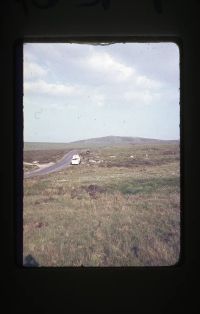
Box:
23, 143, 180, 267
24, 149, 70, 163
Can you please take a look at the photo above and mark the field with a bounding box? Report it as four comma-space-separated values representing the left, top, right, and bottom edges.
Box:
23, 142, 180, 267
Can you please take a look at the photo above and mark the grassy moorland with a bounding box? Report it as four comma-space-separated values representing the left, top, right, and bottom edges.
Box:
23, 143, 180, 267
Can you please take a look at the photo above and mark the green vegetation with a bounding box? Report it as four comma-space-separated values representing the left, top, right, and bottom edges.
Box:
23, 143, 180, 267
24, 136, 179, 151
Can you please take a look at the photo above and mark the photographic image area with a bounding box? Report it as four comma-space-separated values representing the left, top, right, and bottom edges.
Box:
23, 42, 180, 267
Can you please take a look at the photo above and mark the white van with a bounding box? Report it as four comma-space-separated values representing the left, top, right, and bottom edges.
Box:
71, 154, 81, 165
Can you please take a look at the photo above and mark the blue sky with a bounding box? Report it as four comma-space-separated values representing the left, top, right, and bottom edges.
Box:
23, 42, 180, 143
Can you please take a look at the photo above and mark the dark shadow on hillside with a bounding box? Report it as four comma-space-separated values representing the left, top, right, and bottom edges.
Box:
23, 254, 39, 267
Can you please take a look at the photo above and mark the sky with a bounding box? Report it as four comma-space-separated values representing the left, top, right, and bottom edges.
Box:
23, 42, 180, 143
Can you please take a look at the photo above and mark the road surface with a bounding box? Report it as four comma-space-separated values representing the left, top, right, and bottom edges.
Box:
24, 150, 78, 178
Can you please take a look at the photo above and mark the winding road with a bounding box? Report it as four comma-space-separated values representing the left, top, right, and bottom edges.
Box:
24, 150, 78, 178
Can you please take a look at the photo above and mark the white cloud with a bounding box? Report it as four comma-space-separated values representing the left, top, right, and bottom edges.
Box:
91, 94, 105, 107
85, 51, 162, 99
24, 79, 76, 96
135, 75, 162, 90
24, 62, 48, 80
65, 104, 78, 110
87, 52, 133, 81
124, 90, 161, 105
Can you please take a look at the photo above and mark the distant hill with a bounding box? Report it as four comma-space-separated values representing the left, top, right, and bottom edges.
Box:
24, 136, 179, 151
67, 136, 178, 147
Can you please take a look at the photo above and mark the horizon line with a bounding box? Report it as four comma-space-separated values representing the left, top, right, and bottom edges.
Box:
24, 135, 180, 144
